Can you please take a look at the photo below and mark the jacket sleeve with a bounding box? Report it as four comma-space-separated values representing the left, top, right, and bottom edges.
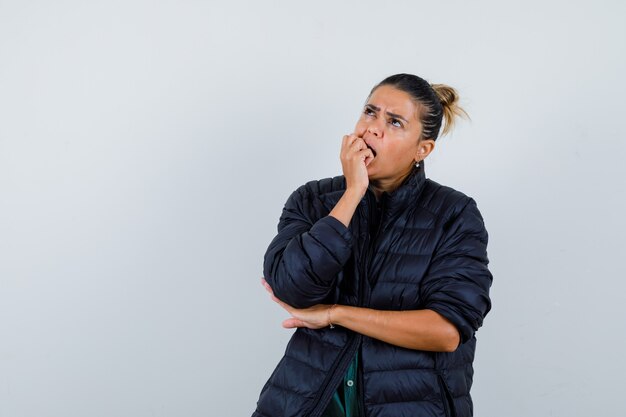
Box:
263, 185, 354, 309
421, 197, 493, 345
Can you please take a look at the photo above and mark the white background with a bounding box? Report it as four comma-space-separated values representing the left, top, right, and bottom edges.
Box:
1, 1, 625, 416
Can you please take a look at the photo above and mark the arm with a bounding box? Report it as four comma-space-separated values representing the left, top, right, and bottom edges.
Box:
263, 134, 373, 308
328, 132, 373, 227
261, 279, 459, 352
419, 197, 493, 345
331, 306, 460, 352
327, 197, 492, 352
262, 196, 492, 353
263, 192, 354, 309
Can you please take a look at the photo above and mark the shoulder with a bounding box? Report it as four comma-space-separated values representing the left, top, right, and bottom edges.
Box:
280, 174, 347, 221
303, 174, 346, 196
288, 174, 347, 203
420, 179, 484, 225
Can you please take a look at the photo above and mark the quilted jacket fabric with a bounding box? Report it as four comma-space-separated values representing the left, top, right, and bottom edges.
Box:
253, 162, 492, 417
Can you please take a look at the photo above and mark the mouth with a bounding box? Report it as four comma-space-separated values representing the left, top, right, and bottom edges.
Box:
365, 143, 377, 157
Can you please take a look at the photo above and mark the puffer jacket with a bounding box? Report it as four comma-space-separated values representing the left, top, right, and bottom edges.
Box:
253, 162, 492, 417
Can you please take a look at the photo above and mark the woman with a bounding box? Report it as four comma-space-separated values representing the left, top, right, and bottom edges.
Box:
253, 74, 493, 417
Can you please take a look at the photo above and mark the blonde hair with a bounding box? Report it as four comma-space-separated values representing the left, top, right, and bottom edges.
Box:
430, 83, 470, 137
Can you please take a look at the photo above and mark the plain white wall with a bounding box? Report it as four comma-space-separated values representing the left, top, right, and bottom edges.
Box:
1, 1, 625, 416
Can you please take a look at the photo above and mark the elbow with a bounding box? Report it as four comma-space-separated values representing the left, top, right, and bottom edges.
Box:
427, 309, 462, 352
441, 340, 460, 353
440, 327, 461, 353
272, 288, 318, 309
265, 265, 335, 309
265, 273, 326, 309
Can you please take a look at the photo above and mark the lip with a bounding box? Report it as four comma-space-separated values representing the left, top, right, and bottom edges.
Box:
364, 139, 377, 157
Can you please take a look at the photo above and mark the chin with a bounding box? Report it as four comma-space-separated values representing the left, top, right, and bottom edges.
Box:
366, 168, 380, 181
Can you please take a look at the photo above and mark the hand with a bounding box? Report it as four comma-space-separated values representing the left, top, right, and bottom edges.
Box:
340, 133, 374, 197
261, 278, 333, 329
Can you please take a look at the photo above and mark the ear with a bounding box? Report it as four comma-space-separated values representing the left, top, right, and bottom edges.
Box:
414, 139, 436, 162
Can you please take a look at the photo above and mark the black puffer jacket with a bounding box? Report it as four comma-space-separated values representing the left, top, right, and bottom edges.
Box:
253, 163, 492, 417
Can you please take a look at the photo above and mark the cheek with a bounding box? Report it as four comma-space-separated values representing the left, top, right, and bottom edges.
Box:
385, 136, 418, 163
354, 119, 367, 136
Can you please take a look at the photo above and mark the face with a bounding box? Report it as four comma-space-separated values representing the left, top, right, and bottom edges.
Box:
354, 85, 434, 184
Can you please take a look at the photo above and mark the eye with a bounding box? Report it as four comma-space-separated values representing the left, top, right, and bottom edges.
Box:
363, 107, 375, 116
389, 118, 403, 128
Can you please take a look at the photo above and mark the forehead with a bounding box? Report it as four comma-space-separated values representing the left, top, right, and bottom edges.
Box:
367, 85, 418, 119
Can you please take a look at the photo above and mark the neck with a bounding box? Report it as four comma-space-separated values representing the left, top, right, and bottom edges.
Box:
369, 166, 415, 200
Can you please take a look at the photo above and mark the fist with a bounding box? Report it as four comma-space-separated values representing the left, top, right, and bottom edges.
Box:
340, 133, 375, 194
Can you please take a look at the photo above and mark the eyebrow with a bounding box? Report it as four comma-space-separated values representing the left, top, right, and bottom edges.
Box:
365, 104, 409, 124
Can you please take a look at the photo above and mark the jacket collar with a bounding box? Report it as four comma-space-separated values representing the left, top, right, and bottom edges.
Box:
366, 160, 427, 213
320, 162, 427, 215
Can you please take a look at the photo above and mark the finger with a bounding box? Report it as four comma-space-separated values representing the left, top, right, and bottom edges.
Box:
341, 134, 355, 150
261, 279, 274, 295
348, 138, 367, 154
347, 133, 363, 146
342, 134, 359, 152
354, 148, 374, 164
362, 149, 375, 166
282, 318, 308, 328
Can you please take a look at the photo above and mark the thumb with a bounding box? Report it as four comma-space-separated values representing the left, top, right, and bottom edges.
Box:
282, 318, 306, 328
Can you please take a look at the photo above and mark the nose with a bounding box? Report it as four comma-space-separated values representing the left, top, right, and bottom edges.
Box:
367, 119, 384, 137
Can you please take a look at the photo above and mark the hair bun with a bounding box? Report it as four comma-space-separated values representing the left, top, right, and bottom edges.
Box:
431, 83, 469, 137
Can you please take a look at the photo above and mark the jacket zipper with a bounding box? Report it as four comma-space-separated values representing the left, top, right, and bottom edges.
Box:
307, 334, 361, 417
365, 193, 386, 288
357, 191, 386, 416
357, 340, 366, 417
